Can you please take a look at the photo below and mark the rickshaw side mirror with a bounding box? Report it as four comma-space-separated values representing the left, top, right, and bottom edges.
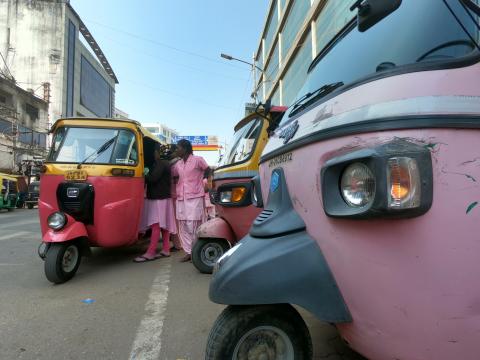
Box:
352, 0, 402, 32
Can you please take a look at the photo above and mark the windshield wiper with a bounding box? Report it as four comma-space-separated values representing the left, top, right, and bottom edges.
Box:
77, 135, 117, 169
289, 81, 344, 117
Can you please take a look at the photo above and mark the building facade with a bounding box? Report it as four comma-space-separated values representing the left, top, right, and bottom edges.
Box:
143, 123, 179, 144
0, 0, 118, 125
254, 0, 355, 107
0, 76, 48, 173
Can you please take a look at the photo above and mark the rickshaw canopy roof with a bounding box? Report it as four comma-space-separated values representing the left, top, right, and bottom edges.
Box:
0, 173, 18, 182
234, 106, 288, 132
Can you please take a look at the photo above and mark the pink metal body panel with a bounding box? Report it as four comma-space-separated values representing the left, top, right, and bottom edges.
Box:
213, 178, 262, 243
39, 175, 144, 247
197, 217, 235, 244
259, 64, 480, 359
42, 214, 88, 242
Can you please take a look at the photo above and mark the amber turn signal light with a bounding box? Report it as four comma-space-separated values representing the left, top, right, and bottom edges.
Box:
387, 157, 420, 209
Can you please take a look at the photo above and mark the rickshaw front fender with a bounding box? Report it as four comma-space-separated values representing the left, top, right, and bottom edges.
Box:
196, 217, 235, 244
42, 215, 88, 243
209, 230, 352, 323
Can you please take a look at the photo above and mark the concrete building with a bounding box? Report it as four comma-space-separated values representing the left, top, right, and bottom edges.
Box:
254, 0, 354, 106
113, 108, 129, 120
0, 0, 118, 125
0, 76, 49, 173
142, 123, 179, 144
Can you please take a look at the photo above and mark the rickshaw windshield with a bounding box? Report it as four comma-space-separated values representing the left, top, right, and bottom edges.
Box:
283, 0, 480, 122
219, 118, 263, 167
48, 127, 138, 166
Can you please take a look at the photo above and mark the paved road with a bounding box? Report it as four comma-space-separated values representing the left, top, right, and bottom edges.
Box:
0, 209, 365, 360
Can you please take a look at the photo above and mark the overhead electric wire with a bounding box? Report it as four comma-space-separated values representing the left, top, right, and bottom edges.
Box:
0, 50, 14, 80
85, 19, 246, 71
92, 32, 249, 82
123, 77, 238, 112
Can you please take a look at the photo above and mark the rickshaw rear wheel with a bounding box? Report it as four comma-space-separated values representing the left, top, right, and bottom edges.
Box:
192, 238, 230, 274
45, 243, 81, 284
7, 208, 14, 212
206, 304, 312, 360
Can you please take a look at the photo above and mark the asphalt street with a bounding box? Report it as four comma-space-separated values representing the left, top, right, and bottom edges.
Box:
0, 209, 365, 360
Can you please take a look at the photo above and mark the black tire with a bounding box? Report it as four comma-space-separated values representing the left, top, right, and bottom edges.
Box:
27, 204, 34, 209
192, 238, 230, 274
206, 304, 313, 360
44, 243, 81, 284
7, 207, 14, 212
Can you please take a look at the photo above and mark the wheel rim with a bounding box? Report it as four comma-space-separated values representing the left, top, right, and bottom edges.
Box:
200, 242, 224, 267
62, 245, 79, 273
233, 325, 295, 360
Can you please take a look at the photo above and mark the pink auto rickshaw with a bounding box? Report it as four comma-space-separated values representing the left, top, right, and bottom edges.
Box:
192, 106, 286, 273
207, 1, 480, 359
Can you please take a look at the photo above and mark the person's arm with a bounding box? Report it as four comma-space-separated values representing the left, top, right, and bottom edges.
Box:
197, 156, 209, 172
145, 162, 165, 183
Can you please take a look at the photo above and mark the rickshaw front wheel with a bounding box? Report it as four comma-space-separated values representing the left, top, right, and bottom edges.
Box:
206, 304, 312, 360
44, 243, 81, 284
192, 238, 230, 274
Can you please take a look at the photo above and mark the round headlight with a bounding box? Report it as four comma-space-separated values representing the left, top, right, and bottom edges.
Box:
47, 212, 67, 231
341, 163, 375, 207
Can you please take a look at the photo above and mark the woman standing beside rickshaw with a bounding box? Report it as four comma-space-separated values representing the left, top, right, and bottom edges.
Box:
134, 144, 177, 262
172, 139, 209, 262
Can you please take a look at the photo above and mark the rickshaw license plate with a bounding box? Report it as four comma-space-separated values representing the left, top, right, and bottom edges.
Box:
65, 170, 88, 181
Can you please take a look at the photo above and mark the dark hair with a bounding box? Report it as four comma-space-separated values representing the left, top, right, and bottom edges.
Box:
155, 143, 176, 160
177, 139, 193, 155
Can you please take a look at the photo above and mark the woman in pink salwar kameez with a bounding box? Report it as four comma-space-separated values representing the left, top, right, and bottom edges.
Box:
172, 139, 209, 262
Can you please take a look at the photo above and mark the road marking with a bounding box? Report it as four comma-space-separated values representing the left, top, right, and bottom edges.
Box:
129, 261, 171, 360
0, 219, 39, 228
0, 231, 33, 241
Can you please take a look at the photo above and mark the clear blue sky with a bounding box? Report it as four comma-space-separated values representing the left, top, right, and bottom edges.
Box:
71, 0, 269, 144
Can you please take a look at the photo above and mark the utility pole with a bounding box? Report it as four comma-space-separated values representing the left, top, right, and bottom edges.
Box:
252, 52, 257, 103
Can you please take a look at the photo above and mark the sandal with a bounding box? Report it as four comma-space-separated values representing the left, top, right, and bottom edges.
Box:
156, 252, 170, 258
133, 255, 157, 263
180, 254, 191, 262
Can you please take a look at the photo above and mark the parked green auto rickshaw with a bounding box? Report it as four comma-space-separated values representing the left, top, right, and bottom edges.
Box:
0, 173, 19, 211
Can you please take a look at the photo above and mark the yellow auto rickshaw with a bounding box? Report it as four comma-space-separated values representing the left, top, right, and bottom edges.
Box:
192, 105, 286, 273
38, 117, 164, 283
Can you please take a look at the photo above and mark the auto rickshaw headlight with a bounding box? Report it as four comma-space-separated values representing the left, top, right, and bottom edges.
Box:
321, 139, 433, 219
340, 163, 376, 207
220, 187, 247, 204
47, 211, 67, 231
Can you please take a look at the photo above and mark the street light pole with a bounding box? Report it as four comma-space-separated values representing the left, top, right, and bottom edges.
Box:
220, 53, 264, 103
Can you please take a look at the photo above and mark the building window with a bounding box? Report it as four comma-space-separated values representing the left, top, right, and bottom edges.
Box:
282, 31, 312, 106
281, 0, 311, 60
315, 0, 356, 56
264, 0, 279, 56
271, 86, 281, 106
279, 0, 287, 15
264, 42, 279, 96
66, 20, 76, 117
80, 56, 114, 117
25, 103, 39, 121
